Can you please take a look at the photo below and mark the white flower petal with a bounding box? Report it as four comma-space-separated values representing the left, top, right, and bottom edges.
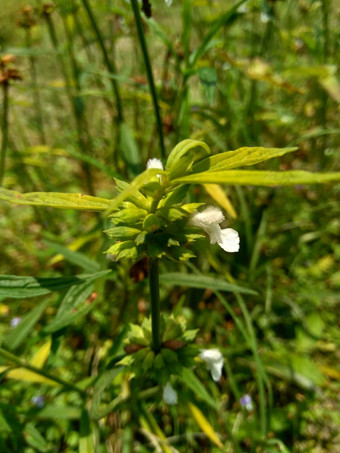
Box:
146, 158, 164, 170
163, 382, 178, 405
199, 349, 224, 382
191, 206, 225, 227
218, 228, 240, 253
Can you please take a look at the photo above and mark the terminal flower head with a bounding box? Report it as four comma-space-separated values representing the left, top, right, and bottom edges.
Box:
190, 206, 240, 253
199, 348, 224, 382
163, 382, 178, 405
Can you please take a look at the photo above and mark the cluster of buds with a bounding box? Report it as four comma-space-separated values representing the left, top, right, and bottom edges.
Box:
0, 55, 22, 85
121, 315, 198, 382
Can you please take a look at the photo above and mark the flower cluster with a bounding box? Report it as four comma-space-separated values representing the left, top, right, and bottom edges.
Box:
105, 159, 239, 262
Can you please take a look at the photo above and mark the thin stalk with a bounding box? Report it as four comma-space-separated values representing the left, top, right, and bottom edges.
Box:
0, 81, 9, 185
80, 0, 123, 124
26, 28, 46, 144
148, 258, 161, 352
0, 346, 86, 396
130, 0, 165, 160
43, 11, 94, 194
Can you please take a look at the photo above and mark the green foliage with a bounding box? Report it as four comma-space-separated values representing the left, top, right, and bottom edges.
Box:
0, 0, 339, 452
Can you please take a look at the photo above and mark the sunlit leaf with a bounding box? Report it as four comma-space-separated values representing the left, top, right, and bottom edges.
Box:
172, 169, 340, 186
0, 188, 110, 211
193, 146, 298, 172
203, 184, 237, 218
188, 402, 223, 448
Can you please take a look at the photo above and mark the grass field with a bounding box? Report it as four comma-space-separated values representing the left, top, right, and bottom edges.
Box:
0, 1, 340, 452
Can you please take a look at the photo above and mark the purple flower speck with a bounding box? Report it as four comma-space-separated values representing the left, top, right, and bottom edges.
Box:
240, 394, 253, 411
31, 395, 45, 408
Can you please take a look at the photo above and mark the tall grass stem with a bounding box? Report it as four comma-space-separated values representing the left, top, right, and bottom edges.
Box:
0, 81, 9, 185
130, 0, 165, 160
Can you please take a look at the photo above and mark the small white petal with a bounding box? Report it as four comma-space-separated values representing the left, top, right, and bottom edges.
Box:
165, 0, 173, 6
218, 228, 240, 253
146, 158, 164, 171
191, 206, 225, 227
199, 349, 224, 382
163, 382, 178, 405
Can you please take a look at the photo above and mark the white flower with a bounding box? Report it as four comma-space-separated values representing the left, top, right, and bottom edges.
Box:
190, 206, 240, 253
146, 158, 164, 171
163, 382, 178, 405
199, 348, 224, 382
165, 0, 173, 6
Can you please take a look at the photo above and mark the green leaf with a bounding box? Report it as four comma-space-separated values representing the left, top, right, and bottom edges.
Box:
189, 0, 245, 66
37, 405, 81, 420
193, 146, 298, 172
197, 67, 217, 106
0, 188, 110, 211
24, 423, 50, 452
166, 139, 211, 179
0, 270, 111, 299
188, 403, 223, 448
79, 409, 94, 453
107, 169, 165, 213
44, 240, 100, 273
44, 281, 95, 333
3, 301, 49, 351
172, 169, 340, 186
179, 367, 218, 410
160, 272, 257, 295
119, 123, 142, 176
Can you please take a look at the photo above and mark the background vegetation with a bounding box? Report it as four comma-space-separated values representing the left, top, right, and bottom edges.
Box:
0, 0, 339, 451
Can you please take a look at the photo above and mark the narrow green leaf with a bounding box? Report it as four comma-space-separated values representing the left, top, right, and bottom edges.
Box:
119, 123, 142, 176
166, 139, 211, 178
193, 146, 298, 172
4, 301, 49, 351
37, 405, 81, 420
179, 367, 218, 410
189, 0, 245, 66
44, 281, 95, 333
44, 240, 100, 273
106, 168, 164, 214
79, 409, 94, 453
197, 67, 217, 106
160, 272, 257, 295
24, 423, 49, 452
172, 169, 340, 186
0, 270, 111, 299
0, 188, 110, 211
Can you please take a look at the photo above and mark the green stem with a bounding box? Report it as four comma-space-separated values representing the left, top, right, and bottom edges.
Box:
0, 347, 86, 396
130, 0, 165, 160
0, 81, 9, 185
26, 28, 46, 144
149, 258, 161, 352
80, 0, 123, 124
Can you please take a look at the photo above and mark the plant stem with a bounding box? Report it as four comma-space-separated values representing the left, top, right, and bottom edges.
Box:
80, 0, 123, 124
130, 0, 165, 160
0, 81, 9, 185
0, 346, 86, 396
148, 258, 161, 352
